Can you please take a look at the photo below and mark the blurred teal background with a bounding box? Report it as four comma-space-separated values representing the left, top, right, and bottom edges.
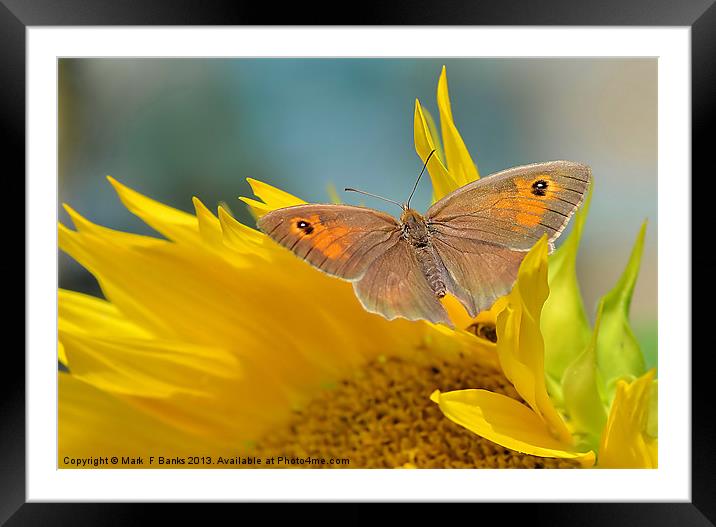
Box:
58, 58, 657, 366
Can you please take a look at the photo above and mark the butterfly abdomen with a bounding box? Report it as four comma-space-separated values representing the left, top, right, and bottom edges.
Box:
415, 246, 447, 298
401, 209, 447, 299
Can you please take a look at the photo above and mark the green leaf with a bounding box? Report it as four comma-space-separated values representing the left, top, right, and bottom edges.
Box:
596, 221, 648, 403
561, 299, 608, 449
542, 186, 592, 387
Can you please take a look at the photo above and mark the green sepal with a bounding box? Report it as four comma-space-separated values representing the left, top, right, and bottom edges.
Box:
561, 299, 608, 449
596, 221, 648, 404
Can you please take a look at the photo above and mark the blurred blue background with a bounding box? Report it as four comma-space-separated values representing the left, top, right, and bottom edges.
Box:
58, 58, 657, 366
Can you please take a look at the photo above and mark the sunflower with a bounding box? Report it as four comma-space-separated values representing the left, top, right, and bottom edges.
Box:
58, 67, 655, 469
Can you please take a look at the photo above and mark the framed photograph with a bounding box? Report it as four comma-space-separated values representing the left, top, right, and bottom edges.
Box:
9, 0, 706, 522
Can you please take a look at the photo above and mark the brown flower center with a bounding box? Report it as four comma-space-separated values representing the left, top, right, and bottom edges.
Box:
253, 354, 578, 469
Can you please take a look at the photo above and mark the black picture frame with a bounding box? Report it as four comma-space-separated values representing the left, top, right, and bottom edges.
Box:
6, 0, 707, 522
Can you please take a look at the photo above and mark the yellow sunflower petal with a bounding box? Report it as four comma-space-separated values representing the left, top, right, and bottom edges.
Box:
58, 340, 68, 366
496, 236, 573, 444
646, 379, 658, 438
216, 206, 266, 256
437, 66, 479, 187
431, 389, 595, 466
59, 289, 153, 340
479, 296, 510, 324
59, 222, 177, 336
60, 326, 242, 399
237, 197, 272, 218
107, 176, 200, 244
442, 292, 509, 332
59, 290, 241, 400
239, 178, 306, 218
414, 99, 453, 202
440, 294, 475, 329
420, 105, 446, 166
598, 369, 657, 468
192, 197, 224, 248
62, 204, 162, 250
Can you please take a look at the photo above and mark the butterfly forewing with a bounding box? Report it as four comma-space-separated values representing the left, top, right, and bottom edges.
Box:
427, 161, 591, 251
257, 204, 402, 280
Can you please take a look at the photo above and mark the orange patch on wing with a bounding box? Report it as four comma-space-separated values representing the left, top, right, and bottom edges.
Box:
494, 194, 546, 229
506, 175, 562, 228
512, 212, 536, 227
313, 228, 350, 259
290, 214, 350, 260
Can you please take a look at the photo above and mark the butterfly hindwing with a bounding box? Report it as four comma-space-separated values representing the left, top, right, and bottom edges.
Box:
353, 238, 451, 325
257, 204, 402, 280
431, 235, 525, 317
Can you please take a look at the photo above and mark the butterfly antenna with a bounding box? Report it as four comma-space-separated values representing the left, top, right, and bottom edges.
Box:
344, 188, 404, 209
406, 149, 436, 209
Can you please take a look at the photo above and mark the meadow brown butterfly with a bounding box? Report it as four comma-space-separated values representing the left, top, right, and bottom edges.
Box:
257, 157, 590, 326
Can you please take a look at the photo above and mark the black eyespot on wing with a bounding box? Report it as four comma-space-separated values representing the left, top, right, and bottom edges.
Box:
296, 220, 314, 235
531, 179, 548, 196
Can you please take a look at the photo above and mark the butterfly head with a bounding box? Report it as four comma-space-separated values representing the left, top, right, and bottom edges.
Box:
399, 207, 425, 226
400, 208, 430, 245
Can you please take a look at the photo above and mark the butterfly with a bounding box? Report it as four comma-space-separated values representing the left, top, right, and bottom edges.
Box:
257, 158, 591, 326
